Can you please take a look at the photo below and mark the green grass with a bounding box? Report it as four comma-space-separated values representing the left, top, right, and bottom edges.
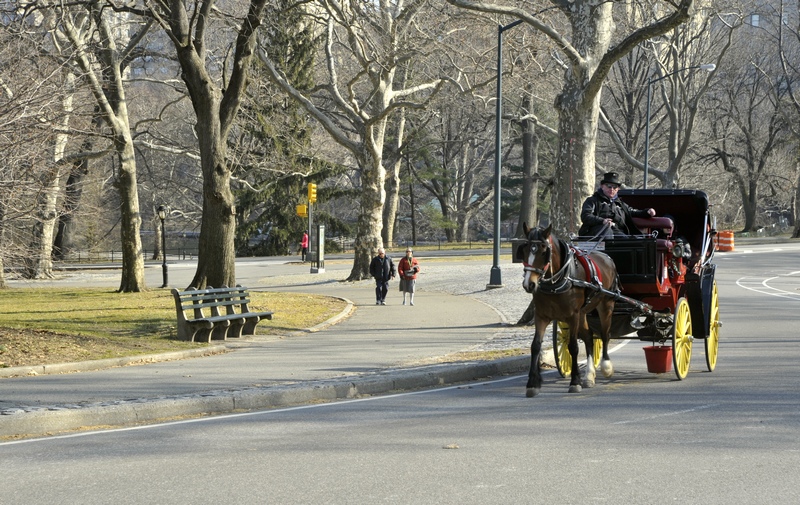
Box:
0, 288, 344, 339
0, 288, 348, 367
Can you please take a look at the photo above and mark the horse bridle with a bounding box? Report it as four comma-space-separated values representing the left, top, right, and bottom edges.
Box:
523, 235, 553, 277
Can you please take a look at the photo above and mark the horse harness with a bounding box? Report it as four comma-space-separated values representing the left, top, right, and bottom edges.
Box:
523, 235, 605, 301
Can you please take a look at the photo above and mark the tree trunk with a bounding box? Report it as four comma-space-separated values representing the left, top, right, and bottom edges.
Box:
167, 0, 267, 289
116, 138, 146, 292
55, 1, 147, 292
0, 203, 6, 289
152, 213, 163, 261
27, 166, 62, 279
27, 72, 75, 279
517, 296, 536, 325
793, 155, 800, 238
53, 154, 88, 261
383, 93, 407, 247
348, 150, 385, 281
382, 156, 401, 247
738, 178, 759, 233
550, 4, 612, 237
516, 92, 539, 236
189, 107, 237, 289
457, 214, 470, 242
551, 91, 601, 236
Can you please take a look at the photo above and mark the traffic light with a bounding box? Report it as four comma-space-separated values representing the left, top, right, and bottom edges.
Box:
296, 204, 308, 217
307, 183, 317, 204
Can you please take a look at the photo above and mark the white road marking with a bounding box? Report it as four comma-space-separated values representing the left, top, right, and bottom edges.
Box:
612, 404, 717, 425
736, 271, 800, 301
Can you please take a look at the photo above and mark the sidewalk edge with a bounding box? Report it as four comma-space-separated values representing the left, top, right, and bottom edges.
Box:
0, 356, 530, 439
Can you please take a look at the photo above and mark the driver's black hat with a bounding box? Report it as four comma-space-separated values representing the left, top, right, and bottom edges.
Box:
601, 172, 621, 186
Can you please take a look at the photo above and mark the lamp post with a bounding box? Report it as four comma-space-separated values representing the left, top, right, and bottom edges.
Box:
488, 19, 523, 289
157, 205, 168, 288
644, 63, 715, 189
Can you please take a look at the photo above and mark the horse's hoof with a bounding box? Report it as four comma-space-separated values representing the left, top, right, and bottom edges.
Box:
568, 384, 582, 393
526, 387, 540, 398
583, 379, 595, 388
601, 360, 614, 378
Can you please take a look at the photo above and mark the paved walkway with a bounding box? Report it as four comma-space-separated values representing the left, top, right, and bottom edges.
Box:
0, 258, 535, 438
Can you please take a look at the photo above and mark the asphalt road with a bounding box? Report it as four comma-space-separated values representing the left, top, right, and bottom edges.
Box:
2, 243, 799, 504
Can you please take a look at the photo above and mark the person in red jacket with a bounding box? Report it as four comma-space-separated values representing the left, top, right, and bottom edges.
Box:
397, 247, 420, 306
300, 231, 309, 262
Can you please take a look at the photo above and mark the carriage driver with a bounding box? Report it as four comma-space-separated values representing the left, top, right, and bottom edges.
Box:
578, 171, 656, 239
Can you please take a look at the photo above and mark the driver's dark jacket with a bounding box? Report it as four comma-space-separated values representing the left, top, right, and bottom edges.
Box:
578, 190, 650, 236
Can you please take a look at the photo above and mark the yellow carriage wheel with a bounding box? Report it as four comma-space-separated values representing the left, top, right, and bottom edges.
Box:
705, 282, 720, 372
552, 321, 601, 379
553, 321, 571, 378
593, 337, 603, 368
671, 298, 693, 380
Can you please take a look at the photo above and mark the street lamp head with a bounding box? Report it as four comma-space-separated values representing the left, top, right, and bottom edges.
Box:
699, 63, 716, 72
157, 205, 167, 221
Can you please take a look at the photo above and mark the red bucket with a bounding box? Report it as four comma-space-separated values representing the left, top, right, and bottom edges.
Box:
643, 346, 673, 373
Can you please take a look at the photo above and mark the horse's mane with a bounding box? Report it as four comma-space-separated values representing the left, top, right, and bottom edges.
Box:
553, 235, 570, 269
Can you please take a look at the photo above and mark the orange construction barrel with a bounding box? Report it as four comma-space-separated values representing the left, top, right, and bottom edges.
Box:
715, 230, 735, 252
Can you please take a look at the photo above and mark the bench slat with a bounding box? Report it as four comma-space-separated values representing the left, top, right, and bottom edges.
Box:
171, 285, 273, 342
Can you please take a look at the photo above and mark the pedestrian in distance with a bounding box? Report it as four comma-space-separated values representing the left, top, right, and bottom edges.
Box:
397, 247, 420, 306
578, 171, 656, 239
369, 247, 395, 305
300, 230, 309, 262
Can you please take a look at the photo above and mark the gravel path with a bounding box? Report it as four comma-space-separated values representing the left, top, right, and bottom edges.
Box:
412, 262, 537, 352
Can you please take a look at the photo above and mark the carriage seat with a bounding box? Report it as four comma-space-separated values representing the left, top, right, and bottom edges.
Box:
632, 216, 674, 238
632, 216, 674, 251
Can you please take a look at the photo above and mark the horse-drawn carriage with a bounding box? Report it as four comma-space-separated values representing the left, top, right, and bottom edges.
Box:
516, 189, 721, 396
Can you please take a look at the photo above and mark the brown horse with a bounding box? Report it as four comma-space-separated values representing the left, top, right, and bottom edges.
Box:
518, 224, 619, 397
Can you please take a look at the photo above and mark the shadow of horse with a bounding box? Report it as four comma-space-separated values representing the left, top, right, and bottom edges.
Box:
518, 223, 619, 397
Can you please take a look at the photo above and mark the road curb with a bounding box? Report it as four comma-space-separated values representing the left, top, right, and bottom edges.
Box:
0, 355, 530, 439
0, 346, 229, 379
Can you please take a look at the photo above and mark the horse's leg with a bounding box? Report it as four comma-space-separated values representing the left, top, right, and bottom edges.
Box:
568, 312, 582, 393
526, 316, 549, 398
599, 299, 614, 378
580, 315, 597, 389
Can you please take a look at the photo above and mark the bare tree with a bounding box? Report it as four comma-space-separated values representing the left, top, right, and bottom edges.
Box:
0, 5, 83, 286
701, 48, 790, 232
599, 5, 731, 189
777, 0, 800, 238
122, 0, 269, 289
407, 101, 495, 242
447, 0, 693, 235
26, 1, 149, 291
257, 0, 453, 280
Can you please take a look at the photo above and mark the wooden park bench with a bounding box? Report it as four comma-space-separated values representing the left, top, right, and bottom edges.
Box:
171, 285, 273, 342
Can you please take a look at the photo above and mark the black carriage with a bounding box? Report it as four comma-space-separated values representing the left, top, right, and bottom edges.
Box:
550, 189, 721, 380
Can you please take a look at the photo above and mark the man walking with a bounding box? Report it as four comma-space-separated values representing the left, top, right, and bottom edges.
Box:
369, 247, 395, 305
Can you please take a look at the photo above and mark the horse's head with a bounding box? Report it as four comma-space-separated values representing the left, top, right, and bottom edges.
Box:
518, 223, 553, 294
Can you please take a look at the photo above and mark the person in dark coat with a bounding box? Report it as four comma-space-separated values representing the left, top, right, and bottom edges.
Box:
369, 247, 395, 305
579, 172, 656, 239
